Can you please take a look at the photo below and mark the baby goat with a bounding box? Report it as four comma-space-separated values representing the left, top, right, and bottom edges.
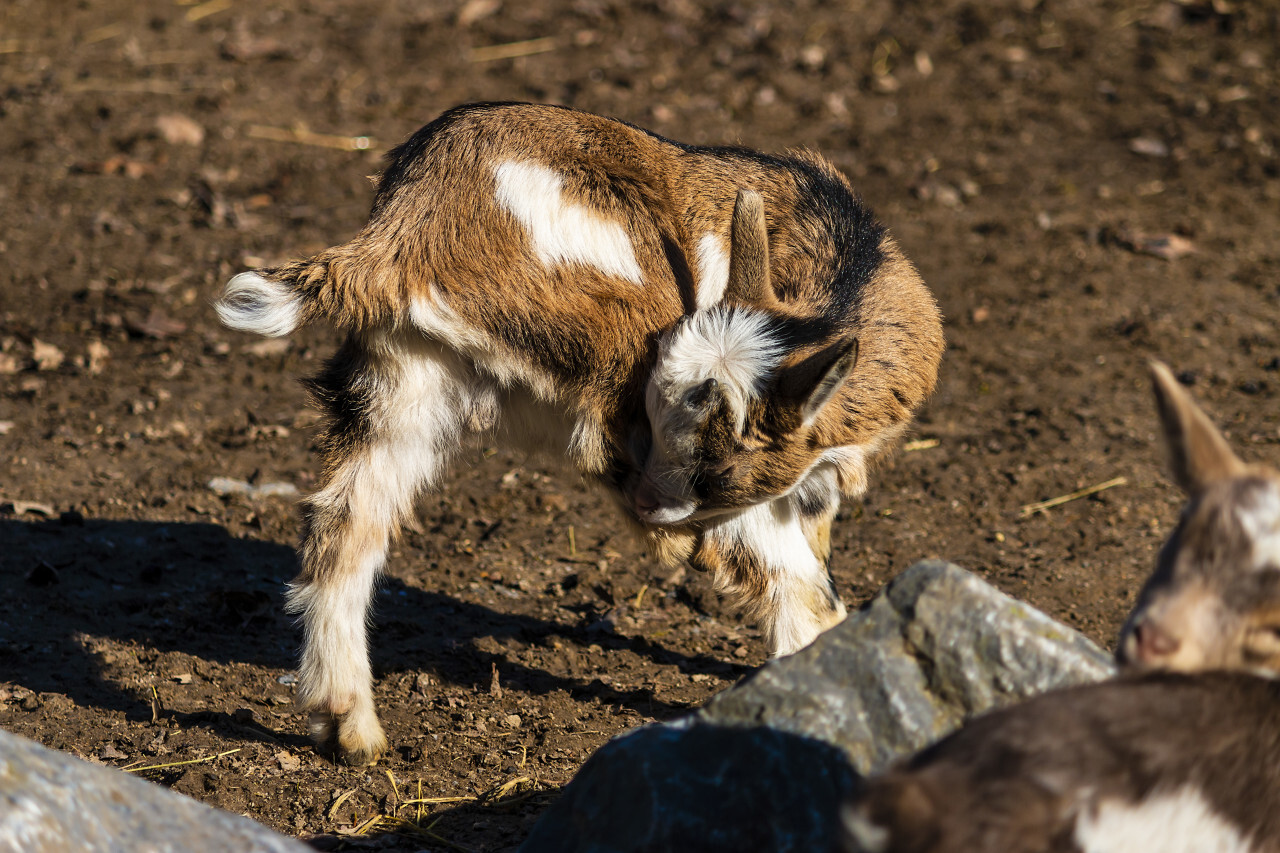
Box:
217, 102, 943, 765
1118, 361, 1280, 674
842, 363, 1280, 852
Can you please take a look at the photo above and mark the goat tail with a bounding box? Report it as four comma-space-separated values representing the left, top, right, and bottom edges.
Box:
216, 239, 397, 337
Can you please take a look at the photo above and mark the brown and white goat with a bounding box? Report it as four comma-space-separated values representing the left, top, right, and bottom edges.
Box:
1118, 361, 1280, 674
842, 363, 1280, 853
217, 102, 943, 765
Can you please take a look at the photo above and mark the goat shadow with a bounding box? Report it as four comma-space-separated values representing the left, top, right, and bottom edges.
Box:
0, 515, 747, 735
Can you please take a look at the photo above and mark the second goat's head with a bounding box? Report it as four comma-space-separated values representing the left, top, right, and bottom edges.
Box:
1119, 361, 1280, 675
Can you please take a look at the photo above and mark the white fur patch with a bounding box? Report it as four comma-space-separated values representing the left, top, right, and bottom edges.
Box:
1074, 786, 1255, 853
705, 499, 845, 655
1236, 480, 1280, 570
493, 160, 645, 285
694, 232, 730, 310
216, 271, 302, 337
652, 306, 785, 432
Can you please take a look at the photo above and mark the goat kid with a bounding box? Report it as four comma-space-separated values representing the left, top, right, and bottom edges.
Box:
842, 363, 1280, 853
1118, 361, 1280, 674
217, 102, 943, 765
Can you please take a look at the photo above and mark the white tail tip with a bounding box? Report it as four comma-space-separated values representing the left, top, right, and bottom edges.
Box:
216, 272, 302, 338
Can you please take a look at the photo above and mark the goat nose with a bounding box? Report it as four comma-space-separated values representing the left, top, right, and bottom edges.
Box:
633, 480, 660, 514
1134, 621, 1181, 661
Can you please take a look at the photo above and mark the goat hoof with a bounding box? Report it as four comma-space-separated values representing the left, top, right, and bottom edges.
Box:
337, 742, 385, 767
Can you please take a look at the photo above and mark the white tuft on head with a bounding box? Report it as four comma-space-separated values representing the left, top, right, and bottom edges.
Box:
652, 306, 784, 432
216, 272, 302, 338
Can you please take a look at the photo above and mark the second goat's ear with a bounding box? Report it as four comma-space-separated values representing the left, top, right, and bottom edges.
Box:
1150, 360, 1245, 495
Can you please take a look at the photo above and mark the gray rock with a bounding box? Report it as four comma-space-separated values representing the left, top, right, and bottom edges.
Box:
522, 560, 1116, 852
0, 728, 311, 853
701, 559, 1116, 776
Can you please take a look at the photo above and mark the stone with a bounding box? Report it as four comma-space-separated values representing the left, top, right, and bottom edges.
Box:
0, 728, 311, 853
521, 560, 1116, 852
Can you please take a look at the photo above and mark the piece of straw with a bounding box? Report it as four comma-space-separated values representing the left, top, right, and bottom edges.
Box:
1019, 476, 1127, 517
123, 747, 241, 773
470, 37, 557, 63
247, 124, 373, 151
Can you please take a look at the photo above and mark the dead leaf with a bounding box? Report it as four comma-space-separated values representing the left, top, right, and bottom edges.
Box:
0, 353, 19, 374
32, 339, 65, 371
155, 113, 205, 146
85, 339, 110, 375
243, 338, 291, 357
221, 20, 296, 61
126, 308, 187, 339
172, 673, 194, 684
457, 0, 501, 26
73, 155, 157, 178
275, 750, 301, 771
1128, 137, 1169, 157
1115, 230, 1196, 261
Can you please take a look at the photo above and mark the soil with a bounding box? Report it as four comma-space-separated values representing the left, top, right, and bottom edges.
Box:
1, 0, 1277, 850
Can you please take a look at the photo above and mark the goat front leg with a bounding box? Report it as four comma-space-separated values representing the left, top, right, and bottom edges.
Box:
287, 343, 471, 764
694, 498, 846, 657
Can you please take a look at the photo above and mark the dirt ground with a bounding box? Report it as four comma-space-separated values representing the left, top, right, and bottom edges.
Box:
1, 0, 1277, 849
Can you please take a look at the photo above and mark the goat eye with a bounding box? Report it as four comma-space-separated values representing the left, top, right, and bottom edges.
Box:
713, 466, 736, 491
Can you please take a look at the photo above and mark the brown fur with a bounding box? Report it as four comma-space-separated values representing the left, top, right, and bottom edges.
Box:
847, 673, 1280, 853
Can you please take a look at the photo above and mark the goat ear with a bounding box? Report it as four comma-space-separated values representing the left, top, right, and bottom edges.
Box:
1150, 360, 1245, 494
724, 190, 773, 305
776, 337, 859, 427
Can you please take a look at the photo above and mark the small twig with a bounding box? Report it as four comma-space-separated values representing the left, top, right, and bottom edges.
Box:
82, 23, 124, 45
903, 438, 940, 452
186, 0, 234, 22
327, 789, 358, 822
567, 525, 576, 557
353, 814, 384, 836
123, 748, 241, 773
399, 795, 475, 806
247, 124, 374, 152
634, 583, 648, 608
469, 37, 557, 63
385, 769, 400, 811
1019, 476, 1127, 517
379, 816, 476, 852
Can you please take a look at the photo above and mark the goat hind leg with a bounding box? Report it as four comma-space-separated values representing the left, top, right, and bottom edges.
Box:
289, 349, 469, 765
